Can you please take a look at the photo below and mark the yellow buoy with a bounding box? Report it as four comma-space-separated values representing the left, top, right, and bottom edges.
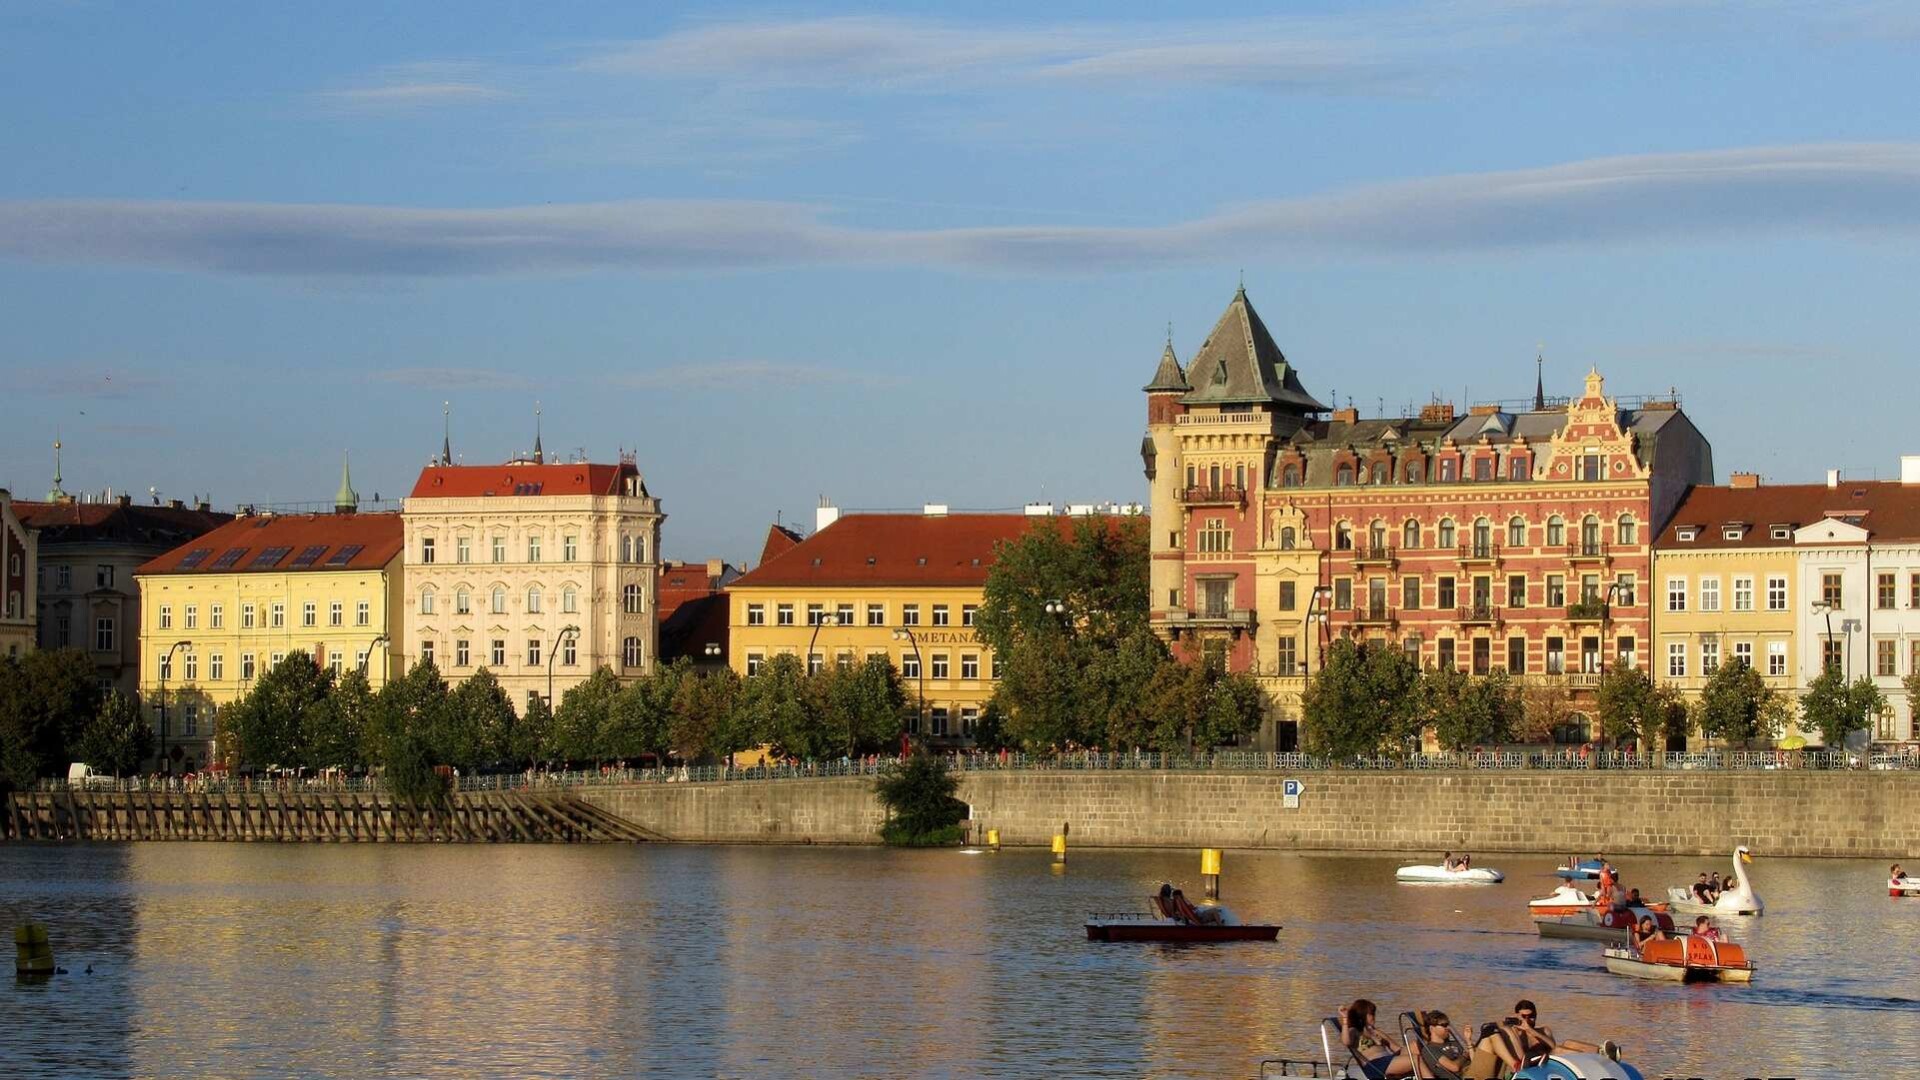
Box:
1200, 848, 1222, 875
986, 828, 1000, 850
15, 923, 54, 976
1051, 834, 1067, 860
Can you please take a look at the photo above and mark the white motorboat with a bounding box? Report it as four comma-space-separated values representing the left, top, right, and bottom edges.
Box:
1666, 846, 1763, 916
1395, 863, 1504, 883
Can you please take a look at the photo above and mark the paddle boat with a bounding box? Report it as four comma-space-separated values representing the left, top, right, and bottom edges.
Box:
1604, 935, 1753, 983
1666, 846, 1763, 916
1084, 908, 1279, 942
1529, 884, 1667, 917
1258, 1014, 1646, 1079
1892, 877, 1919, 898
1554, 857, 1606, 880
1396, 863, 1504, 884
1536, 907, 1675, 943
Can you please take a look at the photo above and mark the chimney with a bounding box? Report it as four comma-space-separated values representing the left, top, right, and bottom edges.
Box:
815, 503, 840, 532
1024, 502, 1056, 516
922, 503, 949, 517
1729, 472, 1760, 490
1469, 403, 1502, 416
168, 498, 184, 509
705, 557, 724, 580
1418, 403, 1456, 424
1902, 456, 1920, 486
1827, 469, 1841, 489
117, 494, 132, 508
1332, 407, 1359, 424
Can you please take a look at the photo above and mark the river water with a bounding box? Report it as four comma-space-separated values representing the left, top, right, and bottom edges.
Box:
2, 843, 1913, 1078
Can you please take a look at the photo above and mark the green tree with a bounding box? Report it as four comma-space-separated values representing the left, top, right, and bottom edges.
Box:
821, 655, 911, 757
669, 667, 746, 763
370, 659, 450, 768
1693, 659, 1778, 747
1301, 638, 1420, 757
1595, 664, 1660, 747
1085, 628, 1174, 751
1799, 668, 1886, 749
554, 666, 621, 764
314, 668, 375, 770
218, 651, 333, 769
743, 653, 819, 760
989, 637, 1087, 750
873, 752, 966, 845
383, 725, 448, 806
0, 648, 104, 783
447, 668, 518, 768
73, 692, 155, 776
603, 659, 688, 762
515, 693, 556, 767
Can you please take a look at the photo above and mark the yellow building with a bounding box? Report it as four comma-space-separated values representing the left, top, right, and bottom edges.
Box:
727, 506, 1118, 743
135, 501, 403, 770
1652, 476, 1798, 744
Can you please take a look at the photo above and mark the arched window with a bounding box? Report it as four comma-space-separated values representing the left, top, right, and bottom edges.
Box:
562, 587, 578, 614
1617, 515, 1637, 545
623, 636, 642, 667
1437, 519, 1456, 549
1406, 463, 1423, 484
1280, 527, 1296, 550
1210, 464, 1222, 491
621, 536, 632, 562
1582, 515, 1601, 553
624, 583, 644, 614
1403, 520, 1421, 550
1472, 518, 1491, 555
1335, 523, 1353, 551
1547, 515, 1566, 547
420, 589, 435, 615
1369, 521, 1387, 550
491, 587, 507, 614
1282, 464, 1300, 488
1186, 465, 1197, 489
455, 588, 471, 615
1371, 463, 1388, 485
527, 587, 542, 614
1508, 516, 1526, 548
633, 535, 647, 563
1235, 463, 1246, 491
1335, 464, 1355, 486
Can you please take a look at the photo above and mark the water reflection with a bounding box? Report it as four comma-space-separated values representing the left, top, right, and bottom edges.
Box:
2, 844, 1914, 1077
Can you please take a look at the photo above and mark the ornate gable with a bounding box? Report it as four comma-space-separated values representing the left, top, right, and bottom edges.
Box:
1542, 368, 1649, 482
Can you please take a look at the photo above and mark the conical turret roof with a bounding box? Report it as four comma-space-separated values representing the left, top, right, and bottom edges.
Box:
1143, 341, 1189, 392
1179, 287, 1326, 413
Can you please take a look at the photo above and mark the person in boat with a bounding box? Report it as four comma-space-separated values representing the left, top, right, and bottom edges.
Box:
1459, 853, 1472, 871
1408, 1010, 1470, 1079
1691, 915, 1724, 941
1892, 864, 1907, 883
1155, 882, 1180, 921
1462, 1018, 1524, 1080
1691, 873, 1714, 904
1707, 871, 1724, 900
1441, 851, 1457, 871
1338, 998, 1410, 1079
1169, 887, 1223, 926
1624, 887, 1647, 910
1511, 1000, 1610, 1059
1628, 915, 1667, 955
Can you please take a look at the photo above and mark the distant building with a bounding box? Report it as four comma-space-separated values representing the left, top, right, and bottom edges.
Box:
1655, 461, 1920, 746
1144, 287, 1714, 750
16, 487, 231, 697
0, 489, 35, 659
136, 497, 404, 770
658, 559, 740, 669
400, 433, 664, 714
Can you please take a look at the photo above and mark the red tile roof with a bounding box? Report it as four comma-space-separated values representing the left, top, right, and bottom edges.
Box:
656, 560, 737, 622
1657, 481, 1920, 549
408, 462, 640, 499
759, 523, 804, 565
731, 513, 1127, 589
137, 512, 404, 575
13, 500, 231, 548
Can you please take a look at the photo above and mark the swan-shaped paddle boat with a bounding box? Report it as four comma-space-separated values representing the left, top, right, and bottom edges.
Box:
1666, 846, 1763, 916
1396, 863, 1504, 883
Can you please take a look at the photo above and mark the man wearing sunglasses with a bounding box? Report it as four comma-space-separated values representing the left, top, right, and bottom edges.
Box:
1510, 1000, 1617, 1061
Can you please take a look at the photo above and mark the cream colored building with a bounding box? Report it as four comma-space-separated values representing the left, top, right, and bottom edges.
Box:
135, 506, 404, 769
401, 448, 663, 713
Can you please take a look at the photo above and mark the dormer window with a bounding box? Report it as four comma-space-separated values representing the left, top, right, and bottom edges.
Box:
1677, 527, 1698, 542
1770, 525, 1791, 540
1722, 525, 1745, 541
1439, 460, 1456, 483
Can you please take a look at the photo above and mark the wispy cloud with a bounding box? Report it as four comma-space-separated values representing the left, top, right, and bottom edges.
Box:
3, 143, 1918, 277
315, 62, 513, 111
609, 362, 902, 391
371, 366, 536, 391
0, 365, 174, 398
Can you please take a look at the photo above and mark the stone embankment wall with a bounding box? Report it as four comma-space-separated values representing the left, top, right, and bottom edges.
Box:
579, 771, 1920, 857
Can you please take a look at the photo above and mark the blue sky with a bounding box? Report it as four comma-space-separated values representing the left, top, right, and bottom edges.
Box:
3, 2, 1918, 563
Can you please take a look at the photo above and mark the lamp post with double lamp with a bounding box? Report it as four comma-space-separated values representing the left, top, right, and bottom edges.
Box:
1303, 586, 1333, 672
157, 639, 191, 773
1812, 601, 1837, 677
806, 608, 842, 675
362, 633, 391, 683
547, 624, 581, 709
892, 627, 927, 747
1598, 581, 1626, 675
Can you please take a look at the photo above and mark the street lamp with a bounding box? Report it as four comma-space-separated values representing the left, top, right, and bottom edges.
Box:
807, 608, 842, 674
548, 624, 581, 708
363, 633, 391, 683
1811, 602, 1836, 676
703, 642, 723, 663
1599, 580, 1626, 675
892, 627, 927, 746
157, 639, 191, 772
1303, 585, 1333, 672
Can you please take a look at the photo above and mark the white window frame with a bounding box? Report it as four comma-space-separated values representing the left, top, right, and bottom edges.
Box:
1732, 576, 1754, 612
1766, 575, 1788, 611
1667, 642, 1687, 678
1698, 577, 1721, 613
1666, 577, 1687, 612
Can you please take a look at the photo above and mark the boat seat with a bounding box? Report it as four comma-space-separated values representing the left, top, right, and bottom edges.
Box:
1398, 1012, 1468, 1080
1322, 1016, 1390, 1079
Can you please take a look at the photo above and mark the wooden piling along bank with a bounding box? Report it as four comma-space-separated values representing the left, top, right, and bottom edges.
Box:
2, 789, 662, 843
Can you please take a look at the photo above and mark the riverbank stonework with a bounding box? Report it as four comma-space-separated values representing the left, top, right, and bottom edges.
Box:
577, 771, 1920, 857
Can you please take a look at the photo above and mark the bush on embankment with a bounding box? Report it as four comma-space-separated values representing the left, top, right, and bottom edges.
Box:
874, 753, 966, 846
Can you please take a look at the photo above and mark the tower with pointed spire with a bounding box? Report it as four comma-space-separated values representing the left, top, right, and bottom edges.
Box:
334, 452, 359, 514
1143, 326, 1192, 631
533, 402, 544, 465
47, 437, 70, 503
441, 402, 453, 466
1534, 351, 1547, 412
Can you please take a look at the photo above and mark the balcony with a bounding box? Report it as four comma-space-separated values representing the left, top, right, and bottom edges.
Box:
1352, 542, 1397, 567
1353, 603, 1397, 627
1457, 602, 1502, 626
1163, 608, 1255, 637
1566, 599, 1609, 622
1456, 542, 1502, 565
1567, 540, 1611, 563
1181, 483, 1247, 508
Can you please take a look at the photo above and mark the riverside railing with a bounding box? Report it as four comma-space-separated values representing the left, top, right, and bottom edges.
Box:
38, 748, 1918, 794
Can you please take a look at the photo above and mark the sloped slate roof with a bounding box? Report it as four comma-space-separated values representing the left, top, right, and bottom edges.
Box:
1143, 342, 1189, 392
1179, 288, 1327, 412
14, 500, 231, 550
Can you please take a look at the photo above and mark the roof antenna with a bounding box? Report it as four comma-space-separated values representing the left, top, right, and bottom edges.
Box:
1237, 268, 1245, 293
1166, 319, 1173, 347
